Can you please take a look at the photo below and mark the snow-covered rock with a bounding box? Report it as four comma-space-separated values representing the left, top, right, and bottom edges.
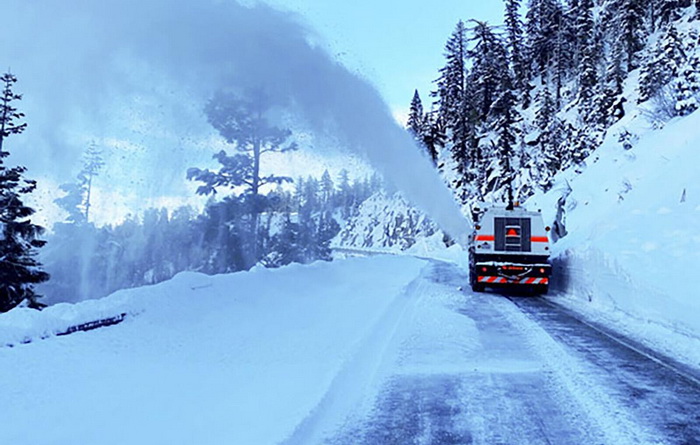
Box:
334, 191, 441, 251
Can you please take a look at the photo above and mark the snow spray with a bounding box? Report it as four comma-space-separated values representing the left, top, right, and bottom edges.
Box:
3, 0, 471, 243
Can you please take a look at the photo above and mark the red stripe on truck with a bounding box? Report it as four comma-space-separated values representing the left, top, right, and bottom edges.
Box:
531, 236, 549, 242
475, 235, 495, 241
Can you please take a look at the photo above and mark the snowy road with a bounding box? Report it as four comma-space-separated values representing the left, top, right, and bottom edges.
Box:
314, 261, 700, 445
2, 257, 699, 444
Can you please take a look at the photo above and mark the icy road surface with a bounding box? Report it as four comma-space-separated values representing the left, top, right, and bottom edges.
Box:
1, 257, 699, 444
289, 262, 700, 445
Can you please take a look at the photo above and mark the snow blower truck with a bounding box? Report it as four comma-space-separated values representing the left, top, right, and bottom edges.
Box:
468, 202, 552, 294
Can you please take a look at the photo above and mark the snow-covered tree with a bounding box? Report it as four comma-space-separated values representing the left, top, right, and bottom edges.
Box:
420, 109, 444, 165
504, 0, 530, 105
55, 142, 104, 224
657, 0, 682, 26
526, 0, 564, 78
320, 169, 334, 210
0, 73, 49, 312
638, 23, 686, 103
435, 21, 468, 130
407, 89, 425, 139
487, 89, 520, 204
469, 20, 511, 120
407, 90, 440, 162
576, 0, 598, 116
672, 53, 700, 115
603, 0, 646, 72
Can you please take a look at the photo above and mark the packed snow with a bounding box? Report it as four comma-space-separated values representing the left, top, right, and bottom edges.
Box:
0, 256, 428, 445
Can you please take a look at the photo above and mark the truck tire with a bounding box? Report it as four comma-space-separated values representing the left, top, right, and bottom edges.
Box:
471, 282, 485, 293
534, 284, 548, 295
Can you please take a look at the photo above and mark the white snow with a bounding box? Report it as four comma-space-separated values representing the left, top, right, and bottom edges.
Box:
0, 256, 427, 445
528, 107, 700, 370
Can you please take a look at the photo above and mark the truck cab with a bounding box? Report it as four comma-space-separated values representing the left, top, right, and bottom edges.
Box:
469, 204, 552, 294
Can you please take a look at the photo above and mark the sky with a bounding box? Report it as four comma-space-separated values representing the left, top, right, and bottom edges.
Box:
265, 0, 506, 118
0, 0, 505, 227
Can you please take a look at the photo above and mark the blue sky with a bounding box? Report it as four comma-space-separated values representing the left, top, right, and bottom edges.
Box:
266, 1, 506, 118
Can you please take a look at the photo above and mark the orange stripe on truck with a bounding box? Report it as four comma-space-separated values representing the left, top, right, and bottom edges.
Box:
475, 235, 495, 241
531, 236, 549, 242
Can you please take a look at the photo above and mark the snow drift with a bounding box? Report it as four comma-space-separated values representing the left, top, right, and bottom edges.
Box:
530, 102, 700, 367
0, 256, 427, 445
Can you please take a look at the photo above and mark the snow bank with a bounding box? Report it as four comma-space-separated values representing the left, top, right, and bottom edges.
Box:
529, 107, 700, 368
0, 256, 427, 445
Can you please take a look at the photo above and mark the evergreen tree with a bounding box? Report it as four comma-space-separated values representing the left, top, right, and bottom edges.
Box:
526, 0, 564, 78
81, 142, 104, 223
535, 84, 556, 131
435, 21, 467, 130
504, 0, 529, 104
55, 142, 104, 224
420, 109, 444, 165
638, 23, 686, 103
488, 89, 520, 204
0, 73, 49, 312
320, 169, 334, 210
469, 21, 511, 120
188, 89, 297, 268
673, 54, 700, 115
407, 90, 441, 162
407, 89, 425, 139
657, 0, 681, 25
336, 169, 353, 219
575, 0, 598, 115
565, 0, 583, 68
435, 20, 479, 200
604, 0, 646, 72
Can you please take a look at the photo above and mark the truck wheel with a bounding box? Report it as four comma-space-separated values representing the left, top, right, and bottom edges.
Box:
471, 282, 485, 293
534, 284, 549, 295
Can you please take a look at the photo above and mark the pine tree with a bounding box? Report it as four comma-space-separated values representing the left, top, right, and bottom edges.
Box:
526, 0, 565, 78
81, 142, 104, 223
673, 54, 700, 115
489, 89, 520, 204
320, 169, 334, 210
435, 21, 467, 130
0, 73, 49, 312
469, 21, 511, 120
565, 0, 583, 68
594, 44, 628, 126
55, 142, 104, 224
504, 0, 529, 104
604, 0, 646, 72
407, 89, 440, 162
188, 89, 297, 268
657, 0, 681, 25
535, 84, 556, 131
336, 169, 354, 219
420, 109, 444, 165
435, 20, 478, 200
638, 23, 686, 102
407, 89, 425, 139
576, 0, 598, 115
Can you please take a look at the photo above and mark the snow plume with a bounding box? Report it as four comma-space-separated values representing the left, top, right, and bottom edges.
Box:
4, 0, 470, 241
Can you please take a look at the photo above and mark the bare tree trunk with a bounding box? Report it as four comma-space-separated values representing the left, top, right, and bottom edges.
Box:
85, 174, 93, 223
251, 134, 261, 267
